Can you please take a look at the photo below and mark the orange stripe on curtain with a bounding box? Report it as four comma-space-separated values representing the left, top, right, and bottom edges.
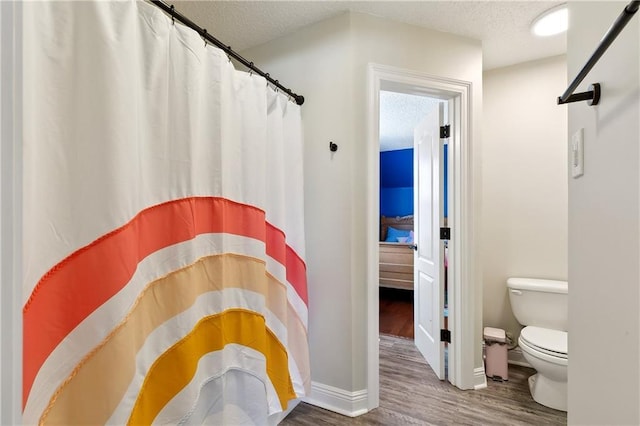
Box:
23, 197, 307, 406
267, 223, 308, 302
286, 245, 307, 302
127, 309, 295, 425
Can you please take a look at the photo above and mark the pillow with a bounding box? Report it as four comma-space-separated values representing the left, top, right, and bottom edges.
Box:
385, 226, 411, 242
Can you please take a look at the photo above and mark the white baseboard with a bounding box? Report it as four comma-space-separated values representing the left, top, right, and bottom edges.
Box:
302, 353, 525, 418
473, 366, 488, 390
303, 382, 368, 417
508, 347, 532, 368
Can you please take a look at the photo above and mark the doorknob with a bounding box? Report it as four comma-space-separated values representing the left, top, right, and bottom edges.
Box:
409, 244, 418, 251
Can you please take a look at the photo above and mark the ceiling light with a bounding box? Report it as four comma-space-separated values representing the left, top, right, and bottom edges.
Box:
532, 4, 568, 37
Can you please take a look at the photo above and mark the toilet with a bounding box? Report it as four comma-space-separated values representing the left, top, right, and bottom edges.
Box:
507, 277, 568, 412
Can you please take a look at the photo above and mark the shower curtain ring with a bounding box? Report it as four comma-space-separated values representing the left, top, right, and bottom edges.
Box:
202, 29, 208, 46
249, 62, 254, 76
170, 5, 175, 25
265, 73, 270, 86
275, 80, 279, 92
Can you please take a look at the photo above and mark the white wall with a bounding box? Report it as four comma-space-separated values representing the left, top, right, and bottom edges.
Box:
567, 3, 640, 425
0, 1, 22, 423
1, 9, 4, 423
483, 56, 568, 340
243, 11, 483, 402
349, 14, 484, 389
245, 13, 358, 393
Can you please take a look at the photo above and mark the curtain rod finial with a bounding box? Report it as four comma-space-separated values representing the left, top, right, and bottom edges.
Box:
295, 95, 305, 105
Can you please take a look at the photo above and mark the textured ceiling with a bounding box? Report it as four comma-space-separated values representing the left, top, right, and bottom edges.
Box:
170, 1, 568, 152
173, 1, 567, 70
379, 91, 440, 152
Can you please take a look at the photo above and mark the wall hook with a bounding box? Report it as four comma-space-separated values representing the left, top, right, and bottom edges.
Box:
329, 142, 338, 152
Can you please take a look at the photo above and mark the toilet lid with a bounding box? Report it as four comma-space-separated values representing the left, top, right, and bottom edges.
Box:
520, 326, 567, 358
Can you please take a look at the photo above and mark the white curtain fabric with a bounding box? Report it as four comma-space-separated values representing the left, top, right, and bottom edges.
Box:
23, 1, 309, 424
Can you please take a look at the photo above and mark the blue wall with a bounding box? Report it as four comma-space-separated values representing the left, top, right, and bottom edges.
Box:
380, 149, 413, 217
380, 146, 448, 218
380, 148, 413, 187
380, 187, 413, 217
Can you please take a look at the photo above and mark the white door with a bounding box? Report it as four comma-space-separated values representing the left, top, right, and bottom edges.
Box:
413, 105, 446, 380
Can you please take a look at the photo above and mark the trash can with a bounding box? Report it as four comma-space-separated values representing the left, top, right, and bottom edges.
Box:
484, 327, 508, 381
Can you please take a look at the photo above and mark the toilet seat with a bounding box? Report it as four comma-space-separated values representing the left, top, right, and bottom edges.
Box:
520, 326, 567, 360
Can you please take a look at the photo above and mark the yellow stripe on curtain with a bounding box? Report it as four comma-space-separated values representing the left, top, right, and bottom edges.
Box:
39, 253, 306, 425
128, 309, 295, 425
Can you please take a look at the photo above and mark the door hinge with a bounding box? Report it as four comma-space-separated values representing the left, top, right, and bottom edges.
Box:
440, 329, 451, 343
440, 227, 450, 240
440, 124, 450, 138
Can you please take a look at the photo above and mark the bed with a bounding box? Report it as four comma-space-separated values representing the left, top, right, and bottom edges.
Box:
379, 215, 415, 290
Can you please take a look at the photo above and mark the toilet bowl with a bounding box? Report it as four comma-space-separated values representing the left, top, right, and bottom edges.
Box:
518, 326, 567, 411
507, 278, 568, 412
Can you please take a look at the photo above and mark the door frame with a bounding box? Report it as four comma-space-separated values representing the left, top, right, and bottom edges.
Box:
366, 63, 481, 410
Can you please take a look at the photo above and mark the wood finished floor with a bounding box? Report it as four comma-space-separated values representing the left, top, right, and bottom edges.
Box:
379, 287, 414, 339
281, 334, 567, 425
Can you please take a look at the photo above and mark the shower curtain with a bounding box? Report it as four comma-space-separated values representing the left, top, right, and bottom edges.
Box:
22, 1, 309, 424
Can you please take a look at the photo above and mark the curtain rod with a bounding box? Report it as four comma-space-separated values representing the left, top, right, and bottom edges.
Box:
557, 0, 639, 106
149, 0, 305, 106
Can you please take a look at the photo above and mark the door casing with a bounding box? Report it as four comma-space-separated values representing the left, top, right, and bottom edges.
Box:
366, 63, 482, 411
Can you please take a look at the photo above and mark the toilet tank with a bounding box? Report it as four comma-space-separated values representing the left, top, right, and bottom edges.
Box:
507, 277, 568, 331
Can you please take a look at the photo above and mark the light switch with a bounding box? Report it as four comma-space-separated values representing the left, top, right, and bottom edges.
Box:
571, 128, 584, 178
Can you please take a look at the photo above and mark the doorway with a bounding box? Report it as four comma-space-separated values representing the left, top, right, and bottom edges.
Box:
366, 64, 479, 411
377, 91, 443, 342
